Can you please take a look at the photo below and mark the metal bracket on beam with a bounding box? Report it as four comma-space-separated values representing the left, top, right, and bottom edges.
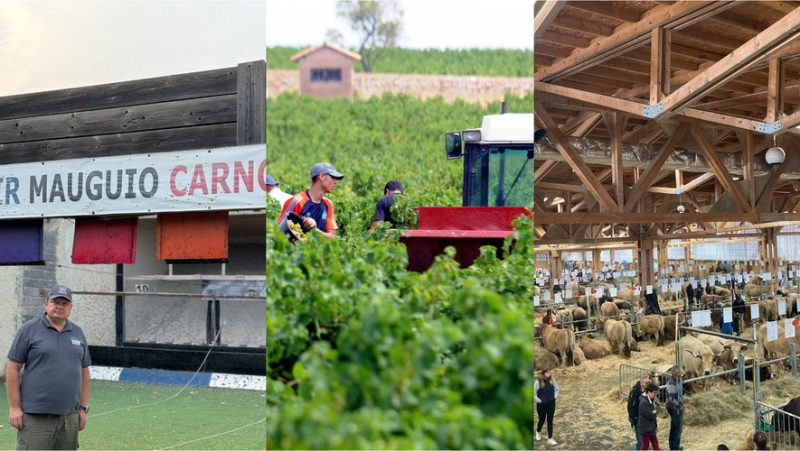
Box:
643, 102, 663, 119
757, 121, 782, 134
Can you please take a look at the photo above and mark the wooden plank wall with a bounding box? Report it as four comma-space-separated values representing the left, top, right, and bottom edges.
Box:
0, 60, 265, 164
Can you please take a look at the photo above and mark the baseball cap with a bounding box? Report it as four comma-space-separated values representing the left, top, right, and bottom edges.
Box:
265, 175, 279, 186
48, 284, 73, 302
310, 162, 344, 179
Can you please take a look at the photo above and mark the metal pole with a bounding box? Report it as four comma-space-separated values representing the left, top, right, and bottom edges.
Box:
738, 352, 745, 395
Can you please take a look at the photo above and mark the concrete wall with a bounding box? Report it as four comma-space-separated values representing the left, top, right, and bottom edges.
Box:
123, 216, 265, 348
298, 48, 355, 99
0, 267, 21, 378
268, 69, 533, 104
52, 219, 117, 348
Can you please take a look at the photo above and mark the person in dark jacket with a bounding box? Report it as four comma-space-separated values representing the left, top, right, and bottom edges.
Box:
638, 383, 661, 450
666, 366, 685, 450
732, 295, 745, 336
628, 376, 651, 450
534, 368, 559, 446
685, 284, 694, 312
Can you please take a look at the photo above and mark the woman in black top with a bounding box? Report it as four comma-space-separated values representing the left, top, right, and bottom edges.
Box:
534, 368, 559, 445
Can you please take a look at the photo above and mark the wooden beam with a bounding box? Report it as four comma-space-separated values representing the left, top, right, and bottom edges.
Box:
534, 2, 734, 82
624, 123, 688, 212
604, 112, 627, 207
534, 160, 558, 182
534, 102, 620, 212
679, 172, 715, 193
736, 129, 757, 209
690, 124, 754, 213
756, 155, 794, 212
538, 81, 798, 135
650, 27, 672, 104
659, 10, 800, 115
535, 82, 648, 117
536, 181, 584, 193
534, 0, 566, 40
766, 58, 785, 123
536, 211, 800, 224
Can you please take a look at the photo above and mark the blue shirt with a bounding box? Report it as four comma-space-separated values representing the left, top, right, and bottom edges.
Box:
8, 314, 91, 415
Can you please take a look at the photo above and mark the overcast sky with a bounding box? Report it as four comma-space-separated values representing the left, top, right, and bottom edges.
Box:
0, 1, 265, 96
266, 0, 533, 50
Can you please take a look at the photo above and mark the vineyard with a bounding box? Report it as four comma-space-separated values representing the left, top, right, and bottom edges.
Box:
265, 92, 534, 449
266, 46, 533, 77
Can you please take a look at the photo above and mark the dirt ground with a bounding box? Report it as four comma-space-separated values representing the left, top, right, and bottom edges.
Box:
534, 335, 797, 450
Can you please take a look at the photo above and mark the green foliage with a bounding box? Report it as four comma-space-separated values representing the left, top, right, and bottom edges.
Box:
266, 92, 533, 449
266, 46, 533, 77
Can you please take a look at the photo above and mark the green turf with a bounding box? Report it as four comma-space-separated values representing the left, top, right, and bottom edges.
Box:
0, 381, 265, 450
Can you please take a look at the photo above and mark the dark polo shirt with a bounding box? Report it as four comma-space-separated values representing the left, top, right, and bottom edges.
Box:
7, 314, 91, 415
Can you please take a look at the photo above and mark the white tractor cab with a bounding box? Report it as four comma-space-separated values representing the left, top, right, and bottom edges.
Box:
445, 112, 544, 207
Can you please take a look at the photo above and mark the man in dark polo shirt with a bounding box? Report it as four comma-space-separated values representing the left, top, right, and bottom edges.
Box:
370, 180, 404, 231
6, 284, 91, 450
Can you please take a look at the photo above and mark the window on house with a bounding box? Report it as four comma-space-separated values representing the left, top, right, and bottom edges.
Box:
311, 69, 342, 82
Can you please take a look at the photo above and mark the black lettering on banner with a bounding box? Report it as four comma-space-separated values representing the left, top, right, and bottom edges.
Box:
106, 170, 122, 200
86, 171, 103, 201
140, 167, 158, 198
125, 169, 137, 199
49, 174, 66, 203
31, 175, 47, 203
67, 173, 83, 201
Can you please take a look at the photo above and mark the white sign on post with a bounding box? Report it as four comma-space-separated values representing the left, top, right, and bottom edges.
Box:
766, 321, 778, 342
691, 311, 702, 327
785, 319, 796, 338
723, 307, 732, 323
778, 301, 786, 316
751, 304, 760, 320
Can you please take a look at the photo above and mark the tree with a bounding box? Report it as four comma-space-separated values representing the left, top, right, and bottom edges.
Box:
335, 0, 403, 73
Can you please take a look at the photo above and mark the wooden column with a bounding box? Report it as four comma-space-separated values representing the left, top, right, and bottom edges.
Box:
593, 249, 602, 274
550, 250, 562, 290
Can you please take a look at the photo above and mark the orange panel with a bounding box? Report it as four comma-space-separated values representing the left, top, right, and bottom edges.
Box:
156, 212, 228, 260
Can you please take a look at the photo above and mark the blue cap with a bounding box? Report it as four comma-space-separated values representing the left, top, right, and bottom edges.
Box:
310, 162, 344, 179
48, 284, 73, 302
265, 175, 278, 186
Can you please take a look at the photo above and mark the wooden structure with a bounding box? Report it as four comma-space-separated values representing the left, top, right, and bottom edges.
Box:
534, 1, 800, 287
291, 42, 361, 99
0, 61, 266, 374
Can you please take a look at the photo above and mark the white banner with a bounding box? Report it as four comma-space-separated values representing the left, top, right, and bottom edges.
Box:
0, 145, 266, 218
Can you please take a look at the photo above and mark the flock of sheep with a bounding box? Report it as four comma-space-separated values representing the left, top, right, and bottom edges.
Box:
535, 273, 800, 386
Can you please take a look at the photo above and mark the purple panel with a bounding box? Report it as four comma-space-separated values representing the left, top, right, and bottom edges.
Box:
0, 219, 44, 265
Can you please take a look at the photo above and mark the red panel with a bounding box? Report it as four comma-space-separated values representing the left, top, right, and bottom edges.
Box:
72, 217, 138, 264
416, 207, 530, 231
156, 212, 228, 260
